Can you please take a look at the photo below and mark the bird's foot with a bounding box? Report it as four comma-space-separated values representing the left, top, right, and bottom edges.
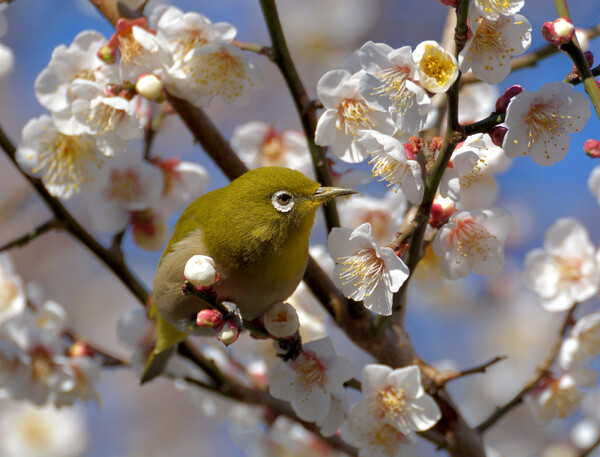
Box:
276, 331, 303, 361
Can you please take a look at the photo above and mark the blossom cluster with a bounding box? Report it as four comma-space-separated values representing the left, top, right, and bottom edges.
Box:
0, 254, 101, 407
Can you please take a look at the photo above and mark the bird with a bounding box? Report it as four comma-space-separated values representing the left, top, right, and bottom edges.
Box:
143, 166, 356, 382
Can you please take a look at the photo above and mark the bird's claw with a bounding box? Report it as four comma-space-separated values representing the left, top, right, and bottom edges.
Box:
277, 331, 302, 361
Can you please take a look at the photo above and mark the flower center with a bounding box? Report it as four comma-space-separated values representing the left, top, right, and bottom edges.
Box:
369, 150, 412, 194
293, 350, 327, 389
555, 257, 583, 283
418, 45, 454, 87
525, 102, 561, 144
260, 135, 285, 166
339, 248, 385, 297
88, 99, 128, 134
108, 168, 143, 202
448, 219, 494, 259
373, 66, 414, 113
458, 157, 487, 187
33, 134, 99, 196
470, 18, 506, 62
336, 99, 376, 138
177, 31, 208, 57
0, 279, 18, 311
370, 423, 410, 449
118, 32, 144, 66
30, 346, 53, 383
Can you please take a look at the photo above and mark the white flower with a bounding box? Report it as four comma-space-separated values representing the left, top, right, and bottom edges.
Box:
315, 69, 396, 163
84, 152, 164, 233
54, 355, 102, 407
412, 40, 459, 94
16, 115, 108, 199
263, 302, 300, 338
358, 41, 431, 135
287, 283, 328, 341
152, 157, 209, 214
358, 130, 423, 204
269, 337, 355, 422
118, 24, 173, 82
440, 134, 505, 203
503, 82, 591, 166
433, 207, 512, 280
0, 254, 25, 323
150, 5, 236, 61
458, 83, 499, 124
523, 218, 600, 312
34, 30, 113, 113
459, 11, 531, 84
0, 402, 88, 457
588, 165, 600, 206
473, 0, 525, 21
116, 308, 156, 376
560, 312, 600, 371
342, 364, 440, 455
56, 79, 143, 156
0, 4, 13, 78
339, 191, 407, 245
317, 390, 349, 437
328, 222, 409, 315
168, 42, 263, 108
231, 121, 314, 177
528, 374, 581, 421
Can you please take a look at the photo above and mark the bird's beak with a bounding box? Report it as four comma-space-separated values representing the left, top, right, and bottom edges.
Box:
312, 186, 359, 203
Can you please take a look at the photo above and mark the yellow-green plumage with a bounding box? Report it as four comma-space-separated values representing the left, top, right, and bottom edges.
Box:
144, 167, 354, 382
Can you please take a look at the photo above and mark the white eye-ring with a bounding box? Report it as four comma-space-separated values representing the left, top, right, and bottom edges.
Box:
272, 190, 294, 213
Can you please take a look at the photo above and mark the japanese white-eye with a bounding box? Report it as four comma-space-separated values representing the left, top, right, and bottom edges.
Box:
143, 166, 355, 382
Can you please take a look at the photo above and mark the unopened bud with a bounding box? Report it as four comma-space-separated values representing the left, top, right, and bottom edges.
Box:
217, 321, 240, 346
184, 255, 218, 288
131, 211, 168, 251
495, 85, 523, 114
430, 195, 455, 227
584, 139, 600, 158
542, 18, 574, 47
97, 44, 116, 63
489, 126, 508, 148
263, 302, 300, 338
69, 341, 95, 358
436, 0, 459, 7
136, 74, 164, 101
196, 309, 224, 328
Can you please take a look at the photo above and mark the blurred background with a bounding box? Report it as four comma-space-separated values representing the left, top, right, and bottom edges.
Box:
1, 0, 600, 456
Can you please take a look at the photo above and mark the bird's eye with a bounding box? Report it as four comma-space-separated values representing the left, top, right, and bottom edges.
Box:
272, 191, 294, 213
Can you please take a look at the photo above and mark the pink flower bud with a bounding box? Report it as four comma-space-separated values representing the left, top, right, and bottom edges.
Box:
436, 0, 459, 6
542, 18, 574, 47
217, 320, 240, 346
489, 126, 508, 148
584, 139, 600, 158
69, 342, 95, 358
430, 195, 455, 228
495, 85, 523, 114
196, 309, 224, 328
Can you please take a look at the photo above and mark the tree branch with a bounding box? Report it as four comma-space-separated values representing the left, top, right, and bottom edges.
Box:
0, 218, 61, 253
436, 356, 507, 385
476, 305, 577, 433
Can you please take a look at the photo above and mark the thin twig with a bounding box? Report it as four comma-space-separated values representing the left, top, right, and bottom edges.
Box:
579, 435, 600, 457
476, 305, 577, 433
258, 0, 340, 232
436, 356, 507, 384
0, 219, 60, 253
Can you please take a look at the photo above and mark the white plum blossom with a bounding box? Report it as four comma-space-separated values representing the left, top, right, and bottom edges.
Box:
0, 4, 14, 78
316, 390, 350, 437
328, 222, 409, 315
588, 165, 600, 207
458, 83, 499, 124
358, 41, 431, 135
34, 30, 113, 113
339, 191, 407, 245
231, 121, 314, 177
503, 82, 591, 166
151, 5, 236, 61
152, 156, 209, 214
560, 313, 600, 371
263, 302, 300, 338
315, 69, 396, 163
116, 308, 157, 376
473, 0, 525, 21
433, 207, 513, 280
459, 11, 531, 84
440, 134, 505, 203
269, 337, 355, 422
358, 130, 423, 204
342, 364, 440, 456
168, 42, 263, 107
412, 41, 459, 94
528, 374, 582, 422
116, 21, 173, 82
53, 355, 102, 407
0, 254, 25, 322
55, 79, 143, 156
0, 402, 88, 457
523, 218, 600, 312
84, 151, 164, 233
16, 115, 108, 199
